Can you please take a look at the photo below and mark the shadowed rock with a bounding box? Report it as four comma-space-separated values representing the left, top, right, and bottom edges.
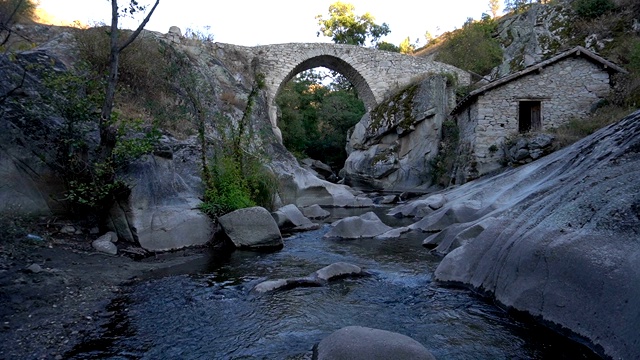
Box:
315, 326, 436, 360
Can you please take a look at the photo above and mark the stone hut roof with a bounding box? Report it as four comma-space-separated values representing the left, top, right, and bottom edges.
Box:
451, 46, 627, 114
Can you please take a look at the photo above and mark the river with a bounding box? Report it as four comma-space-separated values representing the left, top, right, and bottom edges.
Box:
66, 207, 599, 359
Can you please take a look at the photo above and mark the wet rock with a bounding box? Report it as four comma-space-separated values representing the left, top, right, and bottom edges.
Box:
218, 207, 283, 250
375, 226, 411, 240
301, 204, 330, 220
324, 212, 392, 239
313, 262, 362, 281
315, 326, 436, 360
253, 262, 363, 293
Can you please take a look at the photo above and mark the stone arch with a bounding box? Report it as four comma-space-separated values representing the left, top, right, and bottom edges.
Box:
274, 55, 377, 111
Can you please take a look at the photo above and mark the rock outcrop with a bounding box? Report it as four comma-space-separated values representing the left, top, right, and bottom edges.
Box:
315, 326, 436, 360
343, 74, 454, 190
394, 110, 640, 359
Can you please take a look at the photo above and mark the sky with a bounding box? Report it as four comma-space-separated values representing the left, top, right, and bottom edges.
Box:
37, 0, 499, 47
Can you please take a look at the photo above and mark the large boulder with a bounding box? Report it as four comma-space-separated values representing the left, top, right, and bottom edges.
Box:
106, 140, 214, 252
315, 326, 436, 360
399, 110, 640, 360
343, 75, 453, 190
324, 212, 393, 239
218, 206, 283, 250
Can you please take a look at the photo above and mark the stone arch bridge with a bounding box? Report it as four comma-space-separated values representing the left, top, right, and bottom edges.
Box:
213, 42, 470, 141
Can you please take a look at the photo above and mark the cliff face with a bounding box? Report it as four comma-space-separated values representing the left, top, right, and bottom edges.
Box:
342, 75, 455, 191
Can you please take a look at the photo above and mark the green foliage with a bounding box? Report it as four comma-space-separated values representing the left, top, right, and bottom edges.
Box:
434, 17, 503, 76
199, 75, 277, 219
276, 70, 365, 168
112, 115, 161, 162
40, 66, 158, 214
375, 41, 399, 52
572, 0, 616, 19
316, 1, 390, 46
399, 37, 415, 54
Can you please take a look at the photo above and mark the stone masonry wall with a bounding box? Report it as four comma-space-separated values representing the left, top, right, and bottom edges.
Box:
456, 56, 612, 179
211, 43, 470, 142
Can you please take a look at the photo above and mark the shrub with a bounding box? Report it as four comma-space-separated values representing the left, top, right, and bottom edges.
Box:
435, 18, 503, 76
572, 0, 616, 19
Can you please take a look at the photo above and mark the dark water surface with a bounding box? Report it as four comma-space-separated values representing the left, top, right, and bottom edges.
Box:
68, 207, 600, 359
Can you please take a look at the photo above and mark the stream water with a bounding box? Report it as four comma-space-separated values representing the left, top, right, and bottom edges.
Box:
67, 207, 599, 359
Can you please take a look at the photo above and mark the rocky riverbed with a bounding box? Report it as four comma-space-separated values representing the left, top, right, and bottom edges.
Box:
0, 228, 209, 360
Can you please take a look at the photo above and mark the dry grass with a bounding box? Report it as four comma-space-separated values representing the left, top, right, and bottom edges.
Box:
549, 105, 634, 148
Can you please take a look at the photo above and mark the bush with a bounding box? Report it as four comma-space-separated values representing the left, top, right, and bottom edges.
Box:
434, 18, 503, 76
573, 0, 616, 19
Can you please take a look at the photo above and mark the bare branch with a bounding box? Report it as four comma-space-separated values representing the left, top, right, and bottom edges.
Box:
118, 0, 160, 52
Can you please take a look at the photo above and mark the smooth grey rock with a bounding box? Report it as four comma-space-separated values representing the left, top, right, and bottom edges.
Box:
272, 204, 315, 229
313, 262, 362, 281
429, 110, 640, 360
253, 279, 289, 293
375, 226, 411, 240
92, 238, 118, 255
301, 204, 330, 219
253, 262, 362, 293
106, 151, 214, 252
324, 212, 392, 239
315, 326, 436, 360
219, 207, 283, 250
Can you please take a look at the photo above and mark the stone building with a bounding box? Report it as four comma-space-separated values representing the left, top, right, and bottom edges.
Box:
451, 46, 626, 182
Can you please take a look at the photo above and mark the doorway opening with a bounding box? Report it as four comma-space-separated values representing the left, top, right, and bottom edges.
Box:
519, 101, 542, 133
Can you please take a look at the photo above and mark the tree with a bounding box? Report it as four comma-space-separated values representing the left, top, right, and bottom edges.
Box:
376, 41, 399, 52
316, 1, 390, 46
0, 0, 36, 47
488, 0, 500, 18
100, 0, 160, 155
399, 36, 416, 54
